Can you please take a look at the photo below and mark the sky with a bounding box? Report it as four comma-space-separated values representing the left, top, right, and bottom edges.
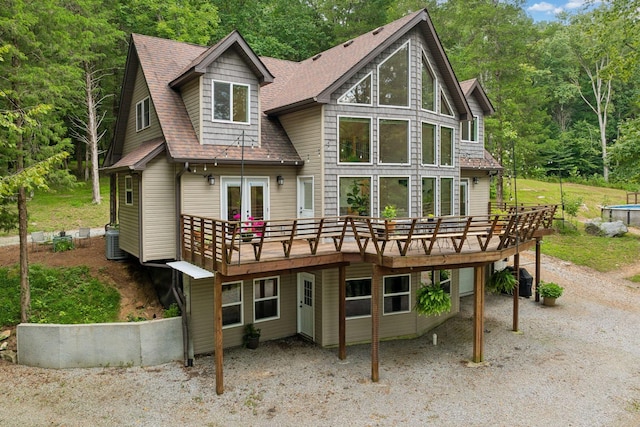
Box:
525, 0, 600, 22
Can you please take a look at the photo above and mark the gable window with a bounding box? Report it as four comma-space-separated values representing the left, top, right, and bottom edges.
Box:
339, 176, 371, 216
421, 122, 436, 165
339, 117, 371, 163
124, 176, 133, 205
461, 116, 478, 142
338, 73, 372, 105
378, 42, 409, 107
378, 119, 409, 164
346, 278, 371, 318
379, 177, 409, 217
421, 58, 436, 111
440, 177, 453, 216
254, 276, 279, 322
440, 126, 454, 167
440, 90, 453, 116
136, 97, 150, 131
383, 275, 410, 315
212, 81, 249, 123
222, 281, 243, 328
422, 177, 435, 216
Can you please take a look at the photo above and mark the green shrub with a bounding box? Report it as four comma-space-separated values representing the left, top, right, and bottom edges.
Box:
488, 268, 517, 293
163, 303, 181, 318
538, 281, 564, 299
414, 282, 451, 316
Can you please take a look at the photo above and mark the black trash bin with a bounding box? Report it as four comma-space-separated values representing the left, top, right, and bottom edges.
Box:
518, 268, 533, 298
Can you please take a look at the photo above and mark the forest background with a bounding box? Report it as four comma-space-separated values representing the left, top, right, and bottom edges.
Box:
1, 0, 640, 211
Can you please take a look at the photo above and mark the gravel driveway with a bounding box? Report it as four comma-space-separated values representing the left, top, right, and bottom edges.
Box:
2, 252, 639, 427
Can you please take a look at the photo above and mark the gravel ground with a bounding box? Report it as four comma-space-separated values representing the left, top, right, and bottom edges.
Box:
2, 252, 640, 427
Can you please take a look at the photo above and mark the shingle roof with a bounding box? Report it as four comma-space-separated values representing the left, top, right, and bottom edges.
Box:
460, 150, 503, 171
102, 137, 166, 172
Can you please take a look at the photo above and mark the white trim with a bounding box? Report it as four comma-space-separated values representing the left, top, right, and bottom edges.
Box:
439, 88, 455, 118
420, 121, 437, 166
338, 72, 373, 106
377, 117, 410, 165
439, 125, 456, 168
221, 280, 243, 329
124, 175, 133, 205
378, 175, 411, 217
337, 175, 373, 216
377, 41, 411, 109
253, 276, 280, 323
135, 97, 150, 132
337, 115, 373, 165
220, 176, 270, 221
297, 176, 314, 218
420, 175, 437, 216
382, 274, 411, 316
440, 176, 455, 216
345, 276, 372, 319
211, 79, 251, 124
296, 272, 315, 339
420, 52, 437, 113
167, 261, 214, 279
461, 115, 479, 143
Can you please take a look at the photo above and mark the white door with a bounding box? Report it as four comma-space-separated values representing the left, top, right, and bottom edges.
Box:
297, 272, 314, 339
459, 179, 469, 216
297, 177, 314, 218
222, 177, 269, 221
459, 267, 474, 296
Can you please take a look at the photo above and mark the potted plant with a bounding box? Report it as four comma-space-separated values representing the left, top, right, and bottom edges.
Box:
243, 323, 261, 349
488, 267, 517, 294
381, 204, 397, 234
346, 181, 369, 216
538, 281, 564, 306
414, 282, 451, 316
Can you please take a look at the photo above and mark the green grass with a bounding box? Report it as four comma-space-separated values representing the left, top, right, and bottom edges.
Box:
0, 176, 111, 236
0, 264, 120, 326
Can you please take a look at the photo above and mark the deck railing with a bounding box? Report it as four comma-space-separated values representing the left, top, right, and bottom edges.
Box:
180, 205, 557, 269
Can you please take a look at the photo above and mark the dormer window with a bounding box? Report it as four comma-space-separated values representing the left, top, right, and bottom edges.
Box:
136, 97, 150, 131
461, 116, 478, 142
378, 42, 409, 107
212, 81, 249, 123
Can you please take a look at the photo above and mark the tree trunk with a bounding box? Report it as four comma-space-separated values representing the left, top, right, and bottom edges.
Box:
85, 63, 101, 204
18, 186, 30, 323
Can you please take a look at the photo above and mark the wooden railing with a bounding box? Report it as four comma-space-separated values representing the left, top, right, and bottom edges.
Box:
181, 205, 557, 269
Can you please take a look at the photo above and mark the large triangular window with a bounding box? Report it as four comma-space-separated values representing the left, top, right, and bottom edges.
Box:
378, 42, 409, 107
338, 73, 372, 105
421, 58, 435, 111
440, 90, 453, 116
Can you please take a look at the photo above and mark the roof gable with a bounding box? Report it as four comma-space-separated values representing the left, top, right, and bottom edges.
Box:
460, 78, 495, 116
262, 8, 471, 120
170, 30, 274, 88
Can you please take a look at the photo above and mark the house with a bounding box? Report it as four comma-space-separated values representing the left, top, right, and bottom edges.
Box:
104, 8, 554, 393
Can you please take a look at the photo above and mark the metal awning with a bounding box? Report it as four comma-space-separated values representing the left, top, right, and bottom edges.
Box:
167, 261, 214, 279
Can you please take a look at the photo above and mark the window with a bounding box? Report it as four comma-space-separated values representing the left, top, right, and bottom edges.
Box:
461, 116, 478, 142
421, 122, 436, 165
440, 126, 454, 166
440, 177, 453, 216
136, 97, 150, 131
421, 58, 435, 111
124, 176, 133, 205
339, 177, 370, 216
440, 91, 453, 116
421, 270, 451, 294
379, 177, 409, 217
222, 281, 242, 328
422, 177, 435, 217
339, 117, 371, 163
212, 81, 249, 123
378, 119, 409, 164
338, 73, 372, 105
459, 180, 468, 216
254, 277, 279, 321
378, 43, 409, 107
384, 275, 410, 314
346, 278, 371, 318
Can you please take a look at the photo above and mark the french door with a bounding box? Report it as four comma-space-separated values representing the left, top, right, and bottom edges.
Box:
221, 177, 269, 221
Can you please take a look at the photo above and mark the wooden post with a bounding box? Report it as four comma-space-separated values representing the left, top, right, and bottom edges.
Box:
338, 265, 346, 360
214, 272, 224, 395
371, 265, 380, 382
535, 238, 541, 302
513, 253, 520, 332
473, 265, 485, 363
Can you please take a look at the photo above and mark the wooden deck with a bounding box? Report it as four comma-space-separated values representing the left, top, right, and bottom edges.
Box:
180, 205, 557, 276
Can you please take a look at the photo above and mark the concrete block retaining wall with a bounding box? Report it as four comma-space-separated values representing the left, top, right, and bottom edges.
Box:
17, 317, 183, 368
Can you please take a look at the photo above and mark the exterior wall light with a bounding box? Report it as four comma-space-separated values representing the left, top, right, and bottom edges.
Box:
207, 175, 215, 186
277, 175, 284, 186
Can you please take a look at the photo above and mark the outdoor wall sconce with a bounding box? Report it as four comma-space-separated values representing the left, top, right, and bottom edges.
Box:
277, 175, 284, 186
207, 175, 215, 186
472, 176, 479, 185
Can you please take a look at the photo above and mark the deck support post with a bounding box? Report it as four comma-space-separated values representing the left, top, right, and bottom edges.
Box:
513, 253, 520, 332
473, 264, 486, 363
535, 238, 541, 302
338, 265, 346, 360
371, 264, 381, 382
214, 272, 224, 395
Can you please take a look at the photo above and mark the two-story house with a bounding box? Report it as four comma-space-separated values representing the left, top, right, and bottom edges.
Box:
104, 9, 553, 392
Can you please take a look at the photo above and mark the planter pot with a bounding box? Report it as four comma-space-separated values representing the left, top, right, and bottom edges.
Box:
385, 220, 396, 235
245, 336, 260, 349
241, 234, 254, 242
542, 297, 557, 307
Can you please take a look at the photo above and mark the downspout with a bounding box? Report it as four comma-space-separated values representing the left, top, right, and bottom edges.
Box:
174, 162, 192, 366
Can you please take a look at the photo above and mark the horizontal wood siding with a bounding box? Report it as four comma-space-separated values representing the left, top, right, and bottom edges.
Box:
189, 273, 298, 355
323, 29, 461, 218
278, 106, 324, 216
182, 77, 201, 140
123, 65, 163, 155
201, 49, 259, 146
462, 172, 490, 216
117, 173, 140, 257
141, 157, 176, 261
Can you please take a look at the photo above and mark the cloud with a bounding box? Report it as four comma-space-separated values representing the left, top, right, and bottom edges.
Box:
565, 0, 601, 10
528, 2, 563, 14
